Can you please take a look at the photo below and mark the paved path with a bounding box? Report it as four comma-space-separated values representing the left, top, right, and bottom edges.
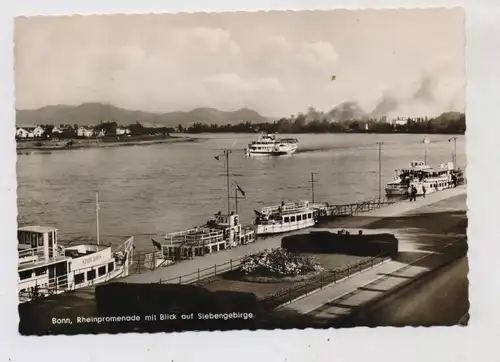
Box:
279, 260, 428, 315
123, 186, 466, 284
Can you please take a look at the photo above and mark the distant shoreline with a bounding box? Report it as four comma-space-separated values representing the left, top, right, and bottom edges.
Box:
16, 135, 199, 152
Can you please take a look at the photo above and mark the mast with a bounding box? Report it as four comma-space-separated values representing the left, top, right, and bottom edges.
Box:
96, 192, 100, 245
215, 149, 232, 215
225, 150, 231, 215
235, 185, 239, 215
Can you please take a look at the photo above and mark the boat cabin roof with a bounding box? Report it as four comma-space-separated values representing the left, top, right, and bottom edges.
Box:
409, 160, 428, 167
422, 168, 449, 173
18, 225, 58, 233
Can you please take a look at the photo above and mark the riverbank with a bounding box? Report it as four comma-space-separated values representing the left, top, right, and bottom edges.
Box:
16, 134, 199, 152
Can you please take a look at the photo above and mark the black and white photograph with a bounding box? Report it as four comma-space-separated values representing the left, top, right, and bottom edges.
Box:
15, 8, 467, 335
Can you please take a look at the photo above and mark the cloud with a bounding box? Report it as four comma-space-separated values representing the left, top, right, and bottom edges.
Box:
296, 41, 339, 68
15, 11, 464, 118
169, 27, 240, 56
201, 73, 281, 91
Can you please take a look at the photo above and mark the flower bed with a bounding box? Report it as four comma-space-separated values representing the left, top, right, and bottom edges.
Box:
239, 248, 324, 283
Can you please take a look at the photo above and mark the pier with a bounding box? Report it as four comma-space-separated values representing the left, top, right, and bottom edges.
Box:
125, 186, 463, 285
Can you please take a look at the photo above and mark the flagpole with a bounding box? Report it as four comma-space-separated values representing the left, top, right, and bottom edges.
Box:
96, 192, 100, 246
235, 185, 238, 215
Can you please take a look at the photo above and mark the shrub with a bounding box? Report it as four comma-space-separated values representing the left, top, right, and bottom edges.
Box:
240, 248, 323, 278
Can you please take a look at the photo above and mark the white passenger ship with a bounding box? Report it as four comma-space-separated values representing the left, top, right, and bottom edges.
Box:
385, 160, 459, 197
245, 133, 298, 156
145, 211, 255, 268
18, 226, 134, 303
410, 162, 457, 195
254, 200, 316, 235
385, 160, 431, 196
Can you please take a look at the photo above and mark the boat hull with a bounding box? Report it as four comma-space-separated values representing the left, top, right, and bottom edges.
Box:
246, 147, 297, 156
384, 187, 409, 196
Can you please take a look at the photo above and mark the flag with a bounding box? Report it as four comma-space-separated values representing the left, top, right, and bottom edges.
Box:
331, 75, 336, 81
235, 182, 246, 197
253, 209, 263, 217
151, 238, 162, 251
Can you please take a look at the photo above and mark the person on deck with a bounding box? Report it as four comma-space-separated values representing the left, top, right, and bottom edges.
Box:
422, 185, 426, 198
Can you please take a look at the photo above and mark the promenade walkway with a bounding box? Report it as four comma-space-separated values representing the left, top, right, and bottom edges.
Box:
122, 185, 466, 285
279, 186, 467, 319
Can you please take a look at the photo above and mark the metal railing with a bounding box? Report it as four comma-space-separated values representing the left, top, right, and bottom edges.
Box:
260, 253, 391, 310
326, 198, 398, 217
157, 256, 246, 285
153, 251, 391, 306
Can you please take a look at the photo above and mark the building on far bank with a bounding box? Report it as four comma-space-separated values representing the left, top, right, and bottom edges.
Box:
51, 126, 64, 135
116, 127, 131, 135
77, 126, 94, 137
32, 126, 45, 137
16, 127, 33, 138
391, 117, 408, 126
16, 125, 44, 138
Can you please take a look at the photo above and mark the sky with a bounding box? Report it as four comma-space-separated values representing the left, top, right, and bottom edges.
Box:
14, 9, 465, 118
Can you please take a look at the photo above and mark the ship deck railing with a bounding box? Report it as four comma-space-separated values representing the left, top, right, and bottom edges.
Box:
165, 229, 225, 245
261, 202, 309, 215
18, 246, 66, 270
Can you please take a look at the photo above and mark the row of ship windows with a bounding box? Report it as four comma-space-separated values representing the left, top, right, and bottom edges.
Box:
283, 213, 313, 223
428, 182, 448, 188
19, 262, 115, 282
74, 262, 115, 285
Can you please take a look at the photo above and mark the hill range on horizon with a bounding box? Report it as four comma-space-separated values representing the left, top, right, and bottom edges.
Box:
16, 103, 271, 128
16, 102, 465, 129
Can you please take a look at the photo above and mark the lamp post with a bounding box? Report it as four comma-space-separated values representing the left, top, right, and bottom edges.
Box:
310, 172, 318, 203
448, 137, 457, 167
376, 142, 384, 200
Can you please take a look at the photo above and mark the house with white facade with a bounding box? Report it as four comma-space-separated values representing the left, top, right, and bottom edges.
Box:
390, 117, 408, 126
16, 127, 35, 138
51, 126, 64, 135
116, 127, 131, 135
16, 125, 46, 138
77, 126, 94, 137
32, 126, 45, 138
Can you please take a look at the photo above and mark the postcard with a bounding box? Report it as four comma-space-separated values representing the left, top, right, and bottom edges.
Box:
15, 8, 467, 335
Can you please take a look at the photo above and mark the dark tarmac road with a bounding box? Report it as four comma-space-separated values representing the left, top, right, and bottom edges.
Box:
335, 256, 469, 327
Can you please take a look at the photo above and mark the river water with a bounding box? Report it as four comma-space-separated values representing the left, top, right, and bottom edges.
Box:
17, 133, 466, 253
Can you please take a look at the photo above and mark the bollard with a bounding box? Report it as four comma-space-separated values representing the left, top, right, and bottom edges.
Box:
214, 264, 217, 276
198, 269, 200, 282
230, 259, 233, 271
179, 276, 181, 284
159, 278, 162, 284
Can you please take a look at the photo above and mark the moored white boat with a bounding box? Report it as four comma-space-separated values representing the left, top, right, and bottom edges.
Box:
254, 200, 316, 235
245, 133, 298, 156
410, 162, 458, 195
385, 160, 431, 197
145, 211, 255, 268
18, 226, 134, 303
